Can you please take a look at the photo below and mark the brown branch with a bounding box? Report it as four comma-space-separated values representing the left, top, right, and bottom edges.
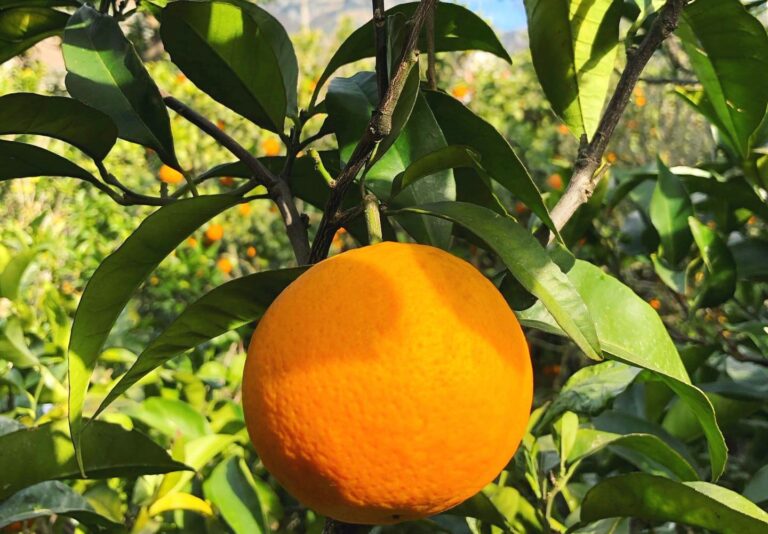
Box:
546, 0, 690, 241
426, 1, 437, 90
373, 0, 389, 100
164, 96, 311, 264
309, 0, 437, 263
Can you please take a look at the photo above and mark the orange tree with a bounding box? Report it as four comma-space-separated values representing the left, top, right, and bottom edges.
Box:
1, 0, 768, 533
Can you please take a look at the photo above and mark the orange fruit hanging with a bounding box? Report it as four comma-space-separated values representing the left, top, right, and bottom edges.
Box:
205, 223, 224, 242
261, 137, 282, 156
242, 242, 533, 525
158, 164, 184, 185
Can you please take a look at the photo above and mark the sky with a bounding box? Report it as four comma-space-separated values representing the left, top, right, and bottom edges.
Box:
462, 0, 527, 31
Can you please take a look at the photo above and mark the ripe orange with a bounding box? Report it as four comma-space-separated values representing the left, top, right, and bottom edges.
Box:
451, 84, 470, 99
217, 257, 233, 274
246, 245, 257, 258
238, 203, 252, 216
205, 224, 224, 242
547, 173, 564, 190
158, 164, 184, 185
648, 298, 661, 311
219, 176, 235, 187
261, 137, 281, 156
242, 242, 533, 524
606, 151, 618, 164
557, 123, 570, 135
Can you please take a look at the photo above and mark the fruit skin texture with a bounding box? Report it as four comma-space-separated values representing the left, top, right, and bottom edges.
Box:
243, 242, 533, 525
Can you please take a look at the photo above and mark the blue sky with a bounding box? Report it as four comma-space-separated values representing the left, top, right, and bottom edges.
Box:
462, 0, 527, 31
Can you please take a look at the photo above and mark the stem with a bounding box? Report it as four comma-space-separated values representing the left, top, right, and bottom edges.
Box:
309, 0, 437, 263
164, 96, 311, 264
181, 169, 199, 196
373, 0, 389, 101
310, 149, 335, 186
426, 1, 438, 90
364, 194, 383, 244
545, 0, 690, 240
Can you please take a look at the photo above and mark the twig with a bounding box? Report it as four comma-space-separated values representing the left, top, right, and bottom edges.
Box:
309, 0, 436, 263
426, 1, 438, 90
164, 96, 311, 264
545, 0, 690, 241
639, 76, 698, 85
373, 0, 389, 100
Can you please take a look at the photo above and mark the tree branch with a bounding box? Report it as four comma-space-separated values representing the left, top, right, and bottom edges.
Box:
545, 0, 690, 241
373, 0, 389, 100
164, 96, 311, 264
426, 1, 437, 90
309, 0, 436, 263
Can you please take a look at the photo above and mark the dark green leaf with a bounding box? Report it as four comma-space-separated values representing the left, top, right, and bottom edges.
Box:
731, 239, 768, 281
649, 159, 693, 266
329, 73, 455, 248
161, 0, 296, 132
688, 217, 737, 308
568, 429, 699, 481
581, 473, 768, 533
518, 260, 727, 480
0, 7, 68, 65
68, 195, 239, 464
395, 202, 601, 360
538, 361, 640, 429
677, 0, 768, 157
63, 5, 179, 167
204, 457, 281, 534
394, 145, 480, 195
0, 1, 79, 7
0, 420, 188, 500
0, 93, 117, 160
744, 464, 768, 504
94, 267, 305, 420
424, 90, 557, 236
0, 139, 95, 181
0, 481, 120, 529
524, 0, 622, 138
312, 2, 511, 103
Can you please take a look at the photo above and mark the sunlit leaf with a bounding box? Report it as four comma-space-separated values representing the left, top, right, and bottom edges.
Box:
0, 7, 68, 65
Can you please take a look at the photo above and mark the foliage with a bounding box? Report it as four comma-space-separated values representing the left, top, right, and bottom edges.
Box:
0, 0, 767, 532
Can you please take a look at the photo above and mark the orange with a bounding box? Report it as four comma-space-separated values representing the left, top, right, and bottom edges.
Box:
187, 237, 198, 247
557, 123, 570, 135
217, 257, 233, 274
242, 242, 533, 524
648, 298, 661, 311
606, 151, 618, 164
216, 119, 226, 130
547, 173, 564, 190
205, 224, 224, 242
238, 203, 252, 216
219, 176, 235, 187
262, 137, 281, 156
635, 95, 647, 107
451, 84, 470, 99
514, 201, 528, 215
246, 246, 257, 258
158, 164, 184, 185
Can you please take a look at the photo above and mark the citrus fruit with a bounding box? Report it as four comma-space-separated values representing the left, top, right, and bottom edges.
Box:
242, 241, 533, 525
158, 164, 184, 185
205, 223, 224, 242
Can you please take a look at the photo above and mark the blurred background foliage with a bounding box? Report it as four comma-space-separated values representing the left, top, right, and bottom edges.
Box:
1, 3, 767, 533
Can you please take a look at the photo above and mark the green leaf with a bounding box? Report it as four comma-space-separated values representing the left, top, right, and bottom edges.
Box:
688, 217, 737, 308
0, 1, 79, 7
127, 397, 211, 440
675, 87, 741, 156
67, 195, 239, 466
0, 93, 117, 160
94, 267, 304, 421
161, 0, 296, 132
677, 0, 768, 158
0, 318, 38, 368
581, 473, 768, 533
568, 429, 699, 481
160, 434, 238, 498
394, 145, 480, 195
395, 202, 601, 361
63, 5, 179, 167
311, 1, 511, 104
0, 7, 68, 65
538, 361, 640, 429
744, 464, 768, 504
204, 457, 282, 534
424, 90, 557, 236
0, 481, 120, 529
0, 420, 188, 500
649, 159, 693, 266
524, 0, 622, 138
328, 73, 455, 248
0, 248, 36, 301
651, 253, 686, 294
0, 139, 95, 181
518, 260, 727, 480
731, 239, 768, 281
663, 391, 761, 442
446, 486, 509, 529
